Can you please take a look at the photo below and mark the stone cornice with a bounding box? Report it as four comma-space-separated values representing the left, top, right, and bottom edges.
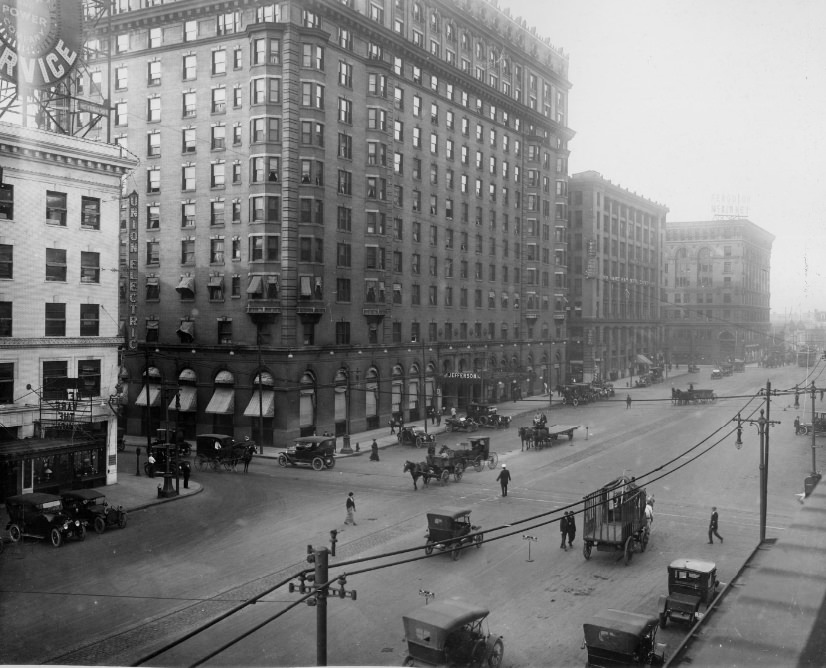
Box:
0, 337, 124, 349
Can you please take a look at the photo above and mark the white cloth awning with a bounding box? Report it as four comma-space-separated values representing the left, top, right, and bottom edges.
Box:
243, 390, 275, 417
205, 387, 234, 414
176, 276, 195, 295
636, 354, 654, 365
168, 385, 197, 413
134, 385, 161, 407
177, 320, 195, 342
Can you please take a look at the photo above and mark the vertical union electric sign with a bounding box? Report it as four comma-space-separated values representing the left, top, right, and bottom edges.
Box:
127, 191, 139, 351
0, 0, 83, 88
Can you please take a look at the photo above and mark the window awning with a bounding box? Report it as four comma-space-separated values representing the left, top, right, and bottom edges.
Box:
247, 275, 263, 294
146, 277, 159, 286
243, 389, 275, 417
205, 386, 234, 414
134, 385, 161, 407
177, 320, 195, 343
207, 275, 223, 287
176, 276, 195, 295
168, 385, 197, 413
636, 354, 654, 365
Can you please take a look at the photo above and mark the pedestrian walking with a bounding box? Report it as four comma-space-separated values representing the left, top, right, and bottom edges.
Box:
708, 506, 723, 543
389, 418, 396, 435
645, 497, 654, 533
566, 511, 577, 547
182, 461, 191, 488
345, 492, 357, 525
626, 394, 632, 409
559, 513, 569, 550
370, 439, 380, 462
496, 464, 511, 497
436, 410, 442, 426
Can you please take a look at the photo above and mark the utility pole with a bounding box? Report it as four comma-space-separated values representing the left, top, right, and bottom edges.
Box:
810, 382, 821, 477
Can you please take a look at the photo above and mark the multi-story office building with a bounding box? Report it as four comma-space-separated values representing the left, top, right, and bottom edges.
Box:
0, 122, 136, 499
566, 171, 668, 383
89, 0, 574, 444
662, 219, 774, 364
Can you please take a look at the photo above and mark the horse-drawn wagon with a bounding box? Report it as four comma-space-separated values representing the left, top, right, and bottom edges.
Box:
671, 386, 717, 405
194, 433, 247, 471
582, 474, 649, 565
518, 424, 579, 450
426, 449, 465, 484
453, 437, 499, 471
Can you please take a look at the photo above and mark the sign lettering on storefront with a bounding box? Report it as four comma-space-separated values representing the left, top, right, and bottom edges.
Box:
444, 372, 481, 380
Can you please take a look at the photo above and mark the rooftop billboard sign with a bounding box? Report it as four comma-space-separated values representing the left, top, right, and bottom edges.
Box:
0, 0, 83, 88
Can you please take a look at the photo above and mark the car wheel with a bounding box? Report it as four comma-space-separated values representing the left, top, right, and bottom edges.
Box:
425, 541, 434, 555
94, 516, 106, 534
118, 513, 128, 529
487, 638, 504, 668
9, 524, 22, 542
312, 457, 324, 471
583, 542, 592, 560
326, 457, 336, 469
415, 436, 424, 448
278, 454, 288, 468
50, 528, 63, 548
572, 398, 579, 407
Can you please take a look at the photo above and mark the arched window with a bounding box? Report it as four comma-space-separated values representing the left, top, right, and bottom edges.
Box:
299, 371, 316, 428
365, 367, 379, 418
391, 364, 404, 415
334, 368, 348, 426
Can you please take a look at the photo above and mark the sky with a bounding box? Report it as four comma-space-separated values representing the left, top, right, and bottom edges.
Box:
499, 0, 826, 318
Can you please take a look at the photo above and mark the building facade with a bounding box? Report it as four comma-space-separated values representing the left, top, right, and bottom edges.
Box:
662, 219, 774, 365
0, 122, 136, 499
89, 0, 574, 445
566, 171, 668, 384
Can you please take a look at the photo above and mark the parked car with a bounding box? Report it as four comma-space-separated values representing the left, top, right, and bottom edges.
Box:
582, 609, 665, 666
278, 435, 336, 470
61, 489, 127, 534
657, 558, 719, 628
688, 364, 700, 373
397, 426, 436, 448
5, 493, 86, 547
145, 440, 191, 478
444, 416, 479, 433
710, 369, 723, 380
465, 403, 511, 428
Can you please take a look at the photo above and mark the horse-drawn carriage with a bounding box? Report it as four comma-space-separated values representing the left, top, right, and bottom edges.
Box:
465, 403, 511, 428
518, 424, 580, 450
402, 599, 503, 667
582, 474, 649, 565
403, 449, 464, 489
194, 433, 248, 471
453, 437, 499, 471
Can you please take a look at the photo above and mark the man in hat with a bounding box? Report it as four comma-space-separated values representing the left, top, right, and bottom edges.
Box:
566, 510, 577, 548
559, 512, 569, 550
496, 464, 511, 497
708, 507, 723, 543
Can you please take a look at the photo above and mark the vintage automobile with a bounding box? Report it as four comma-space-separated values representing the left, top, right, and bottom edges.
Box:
402, 599, 503, 667
424, 507, 483, 560
61, 489, 127, 534
710, 368, 723, 380
582, 609, 665, 666
5, 493, 86, 547
444, 415, 479, 433
465, 403, 511, 428
278, 435, 336, 470
657, 558, 719, 628
634, 375, 651, 388
398, 425, 437, 448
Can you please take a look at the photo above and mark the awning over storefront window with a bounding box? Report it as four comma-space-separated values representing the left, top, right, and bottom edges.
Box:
636, 354, 654, 365
244, 390, 275, 417
134, 385, 161, 407
176, 276, 195, 297
177, 320, 195, 343
205, 387, 234, 414
168, 385, 197, 413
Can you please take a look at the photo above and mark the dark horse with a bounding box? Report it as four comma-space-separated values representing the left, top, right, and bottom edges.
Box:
404, 461, 432, 490
517, 426, 534, 451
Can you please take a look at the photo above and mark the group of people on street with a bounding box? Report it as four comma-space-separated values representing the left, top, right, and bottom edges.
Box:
559, 511, 576, 549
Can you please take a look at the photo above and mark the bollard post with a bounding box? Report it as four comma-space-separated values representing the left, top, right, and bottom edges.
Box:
585, 426, 589, 441
135, 447, 141, 476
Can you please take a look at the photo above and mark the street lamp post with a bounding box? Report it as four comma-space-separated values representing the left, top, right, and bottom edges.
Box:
256, 324, 264, 455
734, 381, 780, 543
417, 336, 428, 435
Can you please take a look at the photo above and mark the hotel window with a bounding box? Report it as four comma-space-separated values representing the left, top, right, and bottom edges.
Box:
337, 206, 352, 232
46, 248, 67, 282
339, 61, 353, 88
210, 201, 225, 225
212, 87, 226, 113
0, 184, 12, 221
301, 82, 325, 108
210, 238, 224, 263
80, 304, 100, 336
217, 11, 239, 35
181, 239, 195, 264
181, 165, 195, 190
339, 28, 353, 50
45, 303, 66, 337
115, 66, 128, 89
0, 303, 11, 338
302, 43, 325, 70
147, 131, 161, 156
184, 19, 197, 42
211, 162, 225, 187
212, 50, 226, 75
80, 252, 100, 283
338, 97, 352, 124
81, 197, 100, 229
146, 241, 160, 264
147, 60, 161, 85
182, 92, 196, 117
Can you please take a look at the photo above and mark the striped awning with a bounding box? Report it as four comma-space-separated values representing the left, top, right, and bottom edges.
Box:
243, 390, 275, 418
205, 386, 234, 414
168, 385, 197, 413
134, 385, 161, 407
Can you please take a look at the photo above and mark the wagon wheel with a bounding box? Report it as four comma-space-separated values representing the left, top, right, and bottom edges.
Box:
9, 524, 22, 542
415, 436, 424, 448
487, 452, 499, 469
561, 397, 568, 405
486, 638, 504, 668
424, 541, 434, 555
583, 542, 592, 560
454, 466, 463, 482
117, 512, 128, 529
210, 458, 221, 471
277, 454, 288, 468
572, 398, 579, 407
440, 469, 450, 485
451, 544, 461, 561
312, 457, 324, 471
195, 455, 207, 471
94, 516, 106, 535
624, 535, 635, 565
50, 528, 63, 548
475, 532, 484, 548
223, 459, 234, 471
474, 457, 484, 473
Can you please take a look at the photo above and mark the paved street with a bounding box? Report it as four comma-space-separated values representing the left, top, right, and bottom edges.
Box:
1, 366, 818, 666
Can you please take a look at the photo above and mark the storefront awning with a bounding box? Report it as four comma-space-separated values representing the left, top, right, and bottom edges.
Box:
205, 386, 234, 414
168, 385, 197, 413
636, 354, 654, 365
0, 437, 98, 462
134, 385, 161, 407
243, 390, 275, 418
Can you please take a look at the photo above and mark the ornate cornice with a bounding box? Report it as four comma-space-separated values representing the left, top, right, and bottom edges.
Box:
0, 337, 124, 349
